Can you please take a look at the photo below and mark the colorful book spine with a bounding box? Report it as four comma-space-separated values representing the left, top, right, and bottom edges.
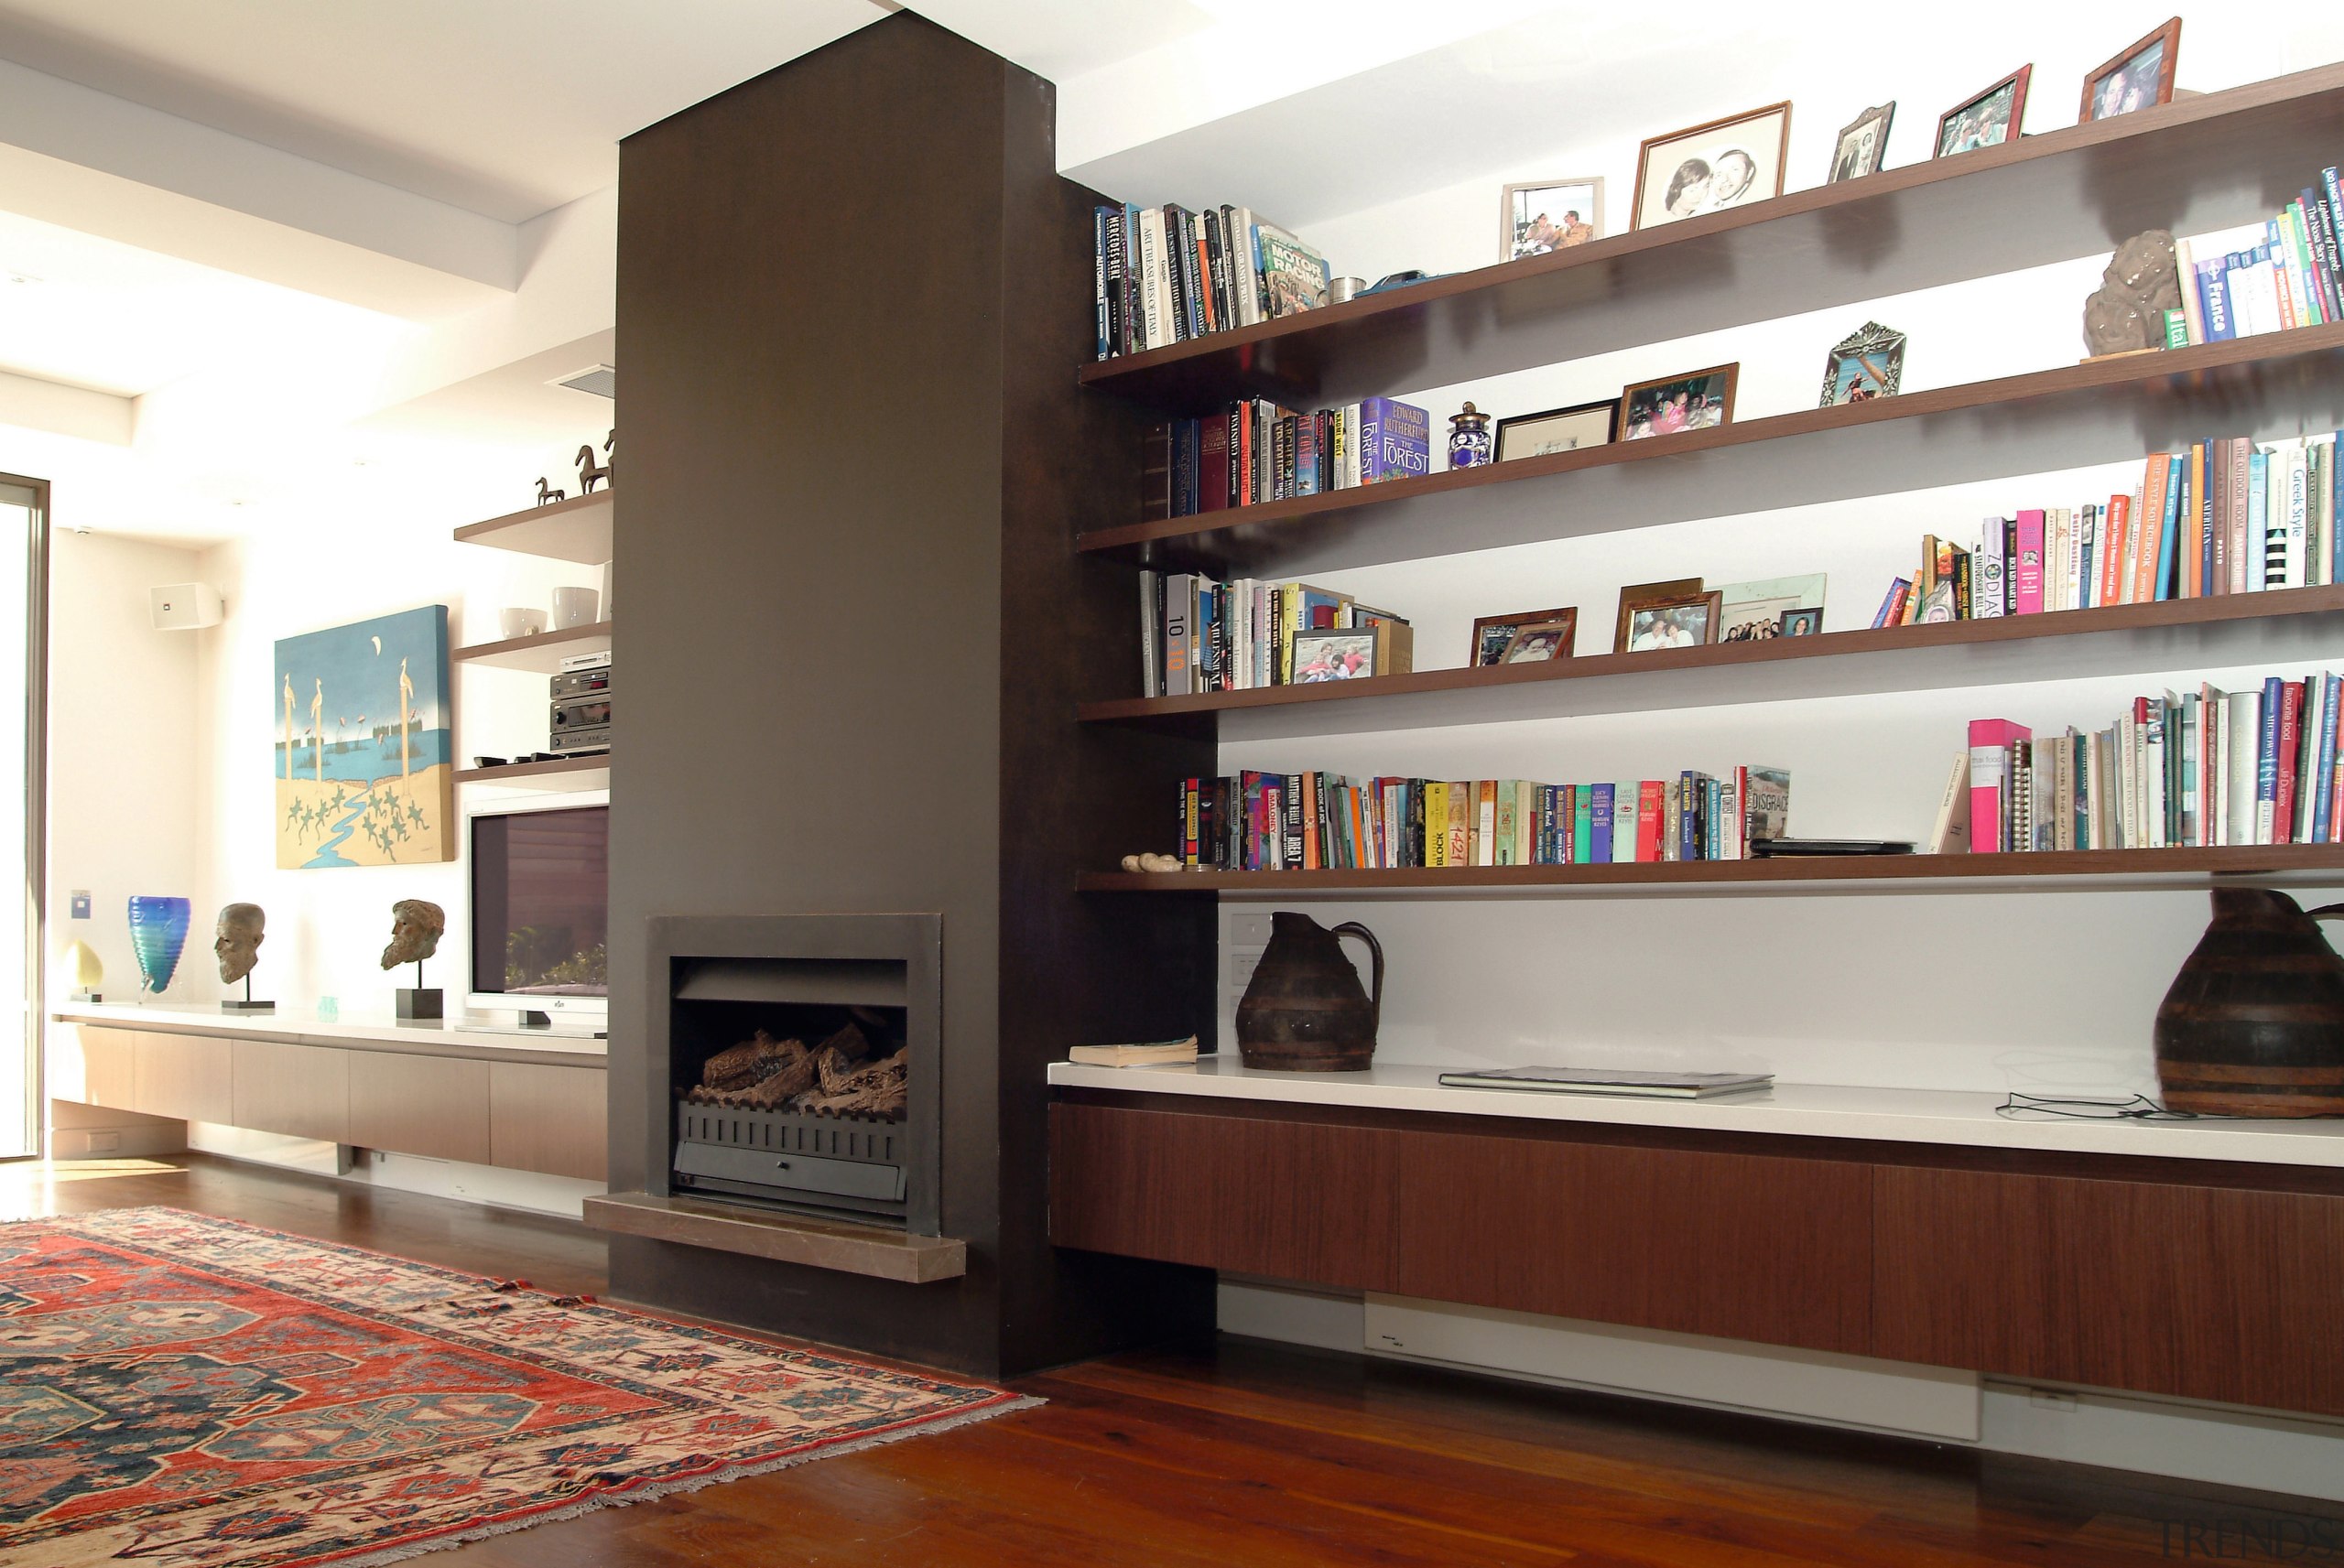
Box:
1968, 719, 2032, 851
2013, 511, 2046, 613
1358, 398, 1431, 484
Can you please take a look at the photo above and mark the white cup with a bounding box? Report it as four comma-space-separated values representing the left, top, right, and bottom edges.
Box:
499, 607, 547, 639
550, 587, 600, 629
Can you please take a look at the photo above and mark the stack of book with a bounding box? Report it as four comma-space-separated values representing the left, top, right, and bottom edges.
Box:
1872, 433, 2343, 624
1093, 203, 1331, 359
1144, 397, 1430, 520
1178, 768, 1790, 870
1142, 577, 1413, 696
1958, 673, 2344, 852
2165, 169, 2344, 346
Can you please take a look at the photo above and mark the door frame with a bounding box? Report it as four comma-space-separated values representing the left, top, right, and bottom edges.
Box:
0, 475, 49, 1161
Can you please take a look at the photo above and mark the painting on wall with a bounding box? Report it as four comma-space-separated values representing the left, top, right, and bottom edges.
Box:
274, 606, 455, 870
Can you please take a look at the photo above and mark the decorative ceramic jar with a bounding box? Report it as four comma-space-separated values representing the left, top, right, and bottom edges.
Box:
1234, 912, 1384, 1071
2154, 887, 2344, 1116
1448, 402, 1492, 469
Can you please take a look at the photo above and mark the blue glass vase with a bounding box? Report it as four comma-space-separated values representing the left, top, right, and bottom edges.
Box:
128, 896, 192, 996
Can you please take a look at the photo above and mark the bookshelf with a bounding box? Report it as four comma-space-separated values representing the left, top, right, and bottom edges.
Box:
1080, 63, 2344, 414
451, 495, 613, 785
453, 490, 614, 565
453, 619, 613, 674
451, 756, 609, 791
1080, 325, 2344, 573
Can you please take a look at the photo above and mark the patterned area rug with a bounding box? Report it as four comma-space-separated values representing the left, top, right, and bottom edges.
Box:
0, 1207, 1032, 1567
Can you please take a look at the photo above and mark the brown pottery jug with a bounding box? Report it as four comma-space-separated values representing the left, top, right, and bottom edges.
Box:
2154, 888, 2344, 1116
1235, 912, 1383, 1072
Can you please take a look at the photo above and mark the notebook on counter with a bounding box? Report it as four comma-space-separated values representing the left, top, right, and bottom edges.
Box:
1436, 1066, 1773, 1099
1069, 1036, 1199, 1068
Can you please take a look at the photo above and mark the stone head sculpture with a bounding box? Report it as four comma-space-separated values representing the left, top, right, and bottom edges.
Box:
2082, 230, 2183, 356
215, 903, 266, 985
380, 899, 446, 971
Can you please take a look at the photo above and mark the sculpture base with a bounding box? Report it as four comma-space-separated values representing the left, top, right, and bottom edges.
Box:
396, 988, 443, 1021
71, 990, 101, 1004
221, 1000, 277, 1013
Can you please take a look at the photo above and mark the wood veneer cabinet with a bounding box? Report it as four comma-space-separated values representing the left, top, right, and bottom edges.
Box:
348, 1054, 492, 1166
132, 1033, 233, 1125
489, 1064, 606, 1181
1050, 1097, 2344, 1416
231, 1040, 351, 1144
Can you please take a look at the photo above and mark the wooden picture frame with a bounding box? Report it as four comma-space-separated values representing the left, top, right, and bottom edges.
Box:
1493, 400, 1617, 461
2080, 18, 2180, 123
1935, 67, 2032, 157
1470, 607, 1576, 666
1497, 622, 1575, 664
1501, 178, 1604, 262
1779, 609, 1824, 636
1818, 321, 1905, 406
1630, 103, 1792, 231
1291, 627, 1380, 683
1612, 579, 1709, 654
1618, 362, 1738, 441
1829, 103, 1894, 183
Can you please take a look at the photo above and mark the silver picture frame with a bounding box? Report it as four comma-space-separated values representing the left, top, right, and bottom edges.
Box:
1818, 321, 1906, 406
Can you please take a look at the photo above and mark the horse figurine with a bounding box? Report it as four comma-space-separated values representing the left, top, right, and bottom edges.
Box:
534, 477, 566, 506
575, 443, 611, 494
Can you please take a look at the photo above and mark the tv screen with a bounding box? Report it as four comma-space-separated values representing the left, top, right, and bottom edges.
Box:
471, 805, 609, 1000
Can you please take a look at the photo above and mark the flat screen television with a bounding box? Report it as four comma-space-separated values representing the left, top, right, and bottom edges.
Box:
466, 791, 608, 1022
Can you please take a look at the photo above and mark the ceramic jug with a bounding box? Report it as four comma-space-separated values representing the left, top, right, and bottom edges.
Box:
1235, 912, 1383, 1072
2154, 888, 2344, 1116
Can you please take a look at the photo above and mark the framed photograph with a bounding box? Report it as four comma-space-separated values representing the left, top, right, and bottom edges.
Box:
1494, 400, 1617, 461
1715, 574, 1828, 642
1936, 67, 2031, 157
1779, 608, 1824, 636
1612, 579, 1709, 654
1470, 607, 1576, 667
1292, 627, 1379, 683
1818, 321, 1905, 406
1498, 621, 1576, 664
1502, 178, 1603, 262
2081, 19, 2179, 123
1632, 103, 1791, 231
1619, 363, 1737, 440
1829, 103, 1894, 183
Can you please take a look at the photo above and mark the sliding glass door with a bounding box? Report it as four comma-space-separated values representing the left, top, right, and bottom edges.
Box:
0, 478, 43, 1160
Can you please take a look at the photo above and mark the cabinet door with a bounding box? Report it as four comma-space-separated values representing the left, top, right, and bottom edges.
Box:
1050, 1104, 1400, 1291
132, 1033, 233, 1124
231, 1040, 350, 1143
488, 1064, 606, 1180
51, 1025, 135, 1108
348, 1053, 493, 1164
1389, 1130, 1875, 1357
1874, 1166, 2344, 1417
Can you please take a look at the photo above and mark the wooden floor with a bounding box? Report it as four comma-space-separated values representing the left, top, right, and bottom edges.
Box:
3, 1152, 2334, 1566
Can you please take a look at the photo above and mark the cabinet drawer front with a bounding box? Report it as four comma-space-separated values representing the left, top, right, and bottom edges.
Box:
231, 1040, 350, 1144
1050, 1103, 1398, 1291
489, 1064, 606, 1180
52, 1025, 135, 1108
348, 1054, 493, 1164
1875, 1166, 2344, 1416
133, 1033, 233, 1124
1389, 1130, 1874, 1356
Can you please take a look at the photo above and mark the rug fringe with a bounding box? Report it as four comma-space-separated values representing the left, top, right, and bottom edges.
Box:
327, 1394, 1045, 1568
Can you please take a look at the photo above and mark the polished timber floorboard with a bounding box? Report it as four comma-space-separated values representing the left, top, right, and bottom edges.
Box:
4, 1152, 2334, 1566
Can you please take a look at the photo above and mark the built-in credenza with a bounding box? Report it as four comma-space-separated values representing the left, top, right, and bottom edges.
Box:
50, 1014, 607, 1182
1050, 1088, 2344, 1420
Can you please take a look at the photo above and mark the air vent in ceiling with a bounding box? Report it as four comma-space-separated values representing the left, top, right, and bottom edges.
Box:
550, 363, 615, 399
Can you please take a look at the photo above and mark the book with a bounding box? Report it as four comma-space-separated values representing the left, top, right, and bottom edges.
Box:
1436, 1066, 1774, 1099
1255, 224, 1330, 319
1926, 751, 1972, 854
1968, 719, 2031, 851
1741, 765, 1791, 847
1358, 397, 1431, 484
1069, 1037, 1199, 1067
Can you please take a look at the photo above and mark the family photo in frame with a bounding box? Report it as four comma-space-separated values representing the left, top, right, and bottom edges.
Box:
2082, 18, 2179, 122
1494, 400, 1617, 460
1829, 103, 1894, 182
1471, 608, 1578, 666
1613, 579, 1720, 654
1937, 67, 2031, 157
1503, 178, 1603, 261
1621, 364, 1737, 440
1818, 322, 1905, 406
1631, 103, 1791, 229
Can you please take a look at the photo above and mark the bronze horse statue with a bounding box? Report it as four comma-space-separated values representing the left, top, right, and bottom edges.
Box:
534, 477, 566, 506
576, 442, 611, 494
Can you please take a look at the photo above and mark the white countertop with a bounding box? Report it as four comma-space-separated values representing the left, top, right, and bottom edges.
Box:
1046, 1057, 2344, 1169
55, 1003, 609, 1062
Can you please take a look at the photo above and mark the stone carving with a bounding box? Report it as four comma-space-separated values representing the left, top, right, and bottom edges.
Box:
2083, 230, 2182, 356
1120, 852, 1181, 872
215, 903, 266, 985
379, 900, 445, 970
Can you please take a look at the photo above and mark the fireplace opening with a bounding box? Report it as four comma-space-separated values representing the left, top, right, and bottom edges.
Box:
654, 931, 939, 1235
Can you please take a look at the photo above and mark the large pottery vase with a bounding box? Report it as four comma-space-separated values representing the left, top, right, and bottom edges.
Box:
1235, 912, 1383, 1071
2154, 888, 2344, 1116
127, 896, 192, 996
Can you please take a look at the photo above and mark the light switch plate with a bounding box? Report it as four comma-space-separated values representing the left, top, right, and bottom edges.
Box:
69, 891, 91, 920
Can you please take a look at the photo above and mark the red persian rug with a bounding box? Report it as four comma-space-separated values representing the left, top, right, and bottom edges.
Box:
0, 1207, 1032, 1566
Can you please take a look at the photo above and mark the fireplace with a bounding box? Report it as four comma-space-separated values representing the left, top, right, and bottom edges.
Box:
647, 915, 940, 1234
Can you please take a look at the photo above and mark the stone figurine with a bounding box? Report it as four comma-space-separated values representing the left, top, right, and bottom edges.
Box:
380, 899, 445, 971
2082, 230, 2182, 356
215, 903, 265, 984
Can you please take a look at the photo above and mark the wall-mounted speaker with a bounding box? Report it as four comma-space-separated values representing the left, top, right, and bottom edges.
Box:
150, 584, 223, 630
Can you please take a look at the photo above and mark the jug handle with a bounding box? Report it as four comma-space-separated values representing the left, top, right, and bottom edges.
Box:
2314, 906, 2344, 920
1330, 922, 1384, 1037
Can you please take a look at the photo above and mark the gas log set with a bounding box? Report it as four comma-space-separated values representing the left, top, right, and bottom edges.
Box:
684, 1021, 909, 1121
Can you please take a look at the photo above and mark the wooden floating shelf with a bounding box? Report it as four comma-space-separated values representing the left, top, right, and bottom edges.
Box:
1078, 325, 2344, 575
454, 489, 614, 564
1079, 63, 2344, 414
453, 756, 609, 791
584, 1191, 966, 1283
453, 620, 613, 673
1078, 844, 2344, 897
1080, 586, 2344, 740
